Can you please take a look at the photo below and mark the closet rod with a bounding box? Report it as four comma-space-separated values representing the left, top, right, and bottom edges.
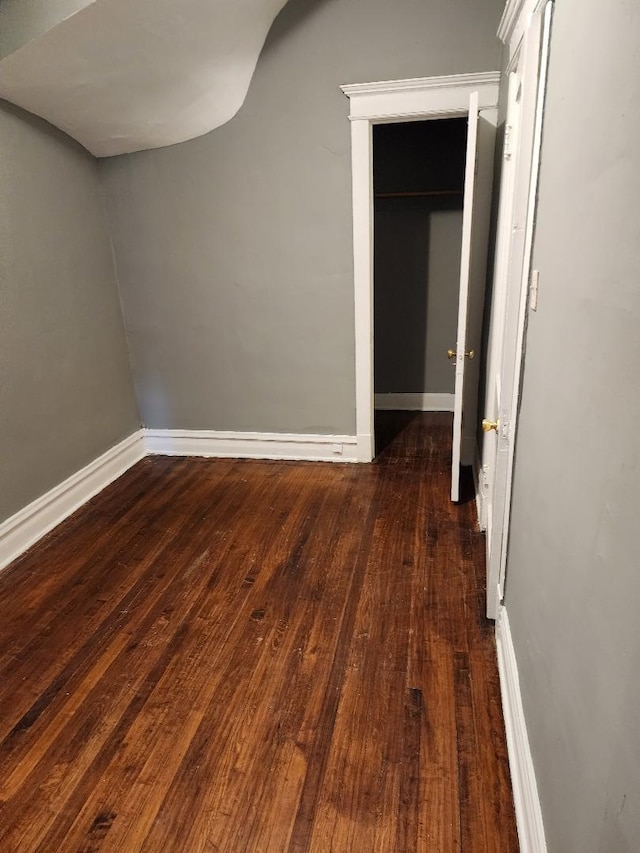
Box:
374, 189, 463, 198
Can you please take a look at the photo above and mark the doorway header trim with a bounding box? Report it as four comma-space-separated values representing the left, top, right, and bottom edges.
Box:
498, 0, 550, 52
341, 72, 500, 122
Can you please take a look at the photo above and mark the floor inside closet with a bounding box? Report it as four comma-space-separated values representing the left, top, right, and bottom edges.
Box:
0, 412, 518, 852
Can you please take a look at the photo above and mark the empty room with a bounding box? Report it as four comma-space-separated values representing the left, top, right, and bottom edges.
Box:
0, 0, 638, 851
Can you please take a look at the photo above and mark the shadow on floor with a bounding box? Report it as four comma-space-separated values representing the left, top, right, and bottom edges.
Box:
373, 409, 476, 505
374, 410, 421, 457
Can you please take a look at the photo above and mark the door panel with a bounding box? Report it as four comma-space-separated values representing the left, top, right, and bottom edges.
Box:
451, 94, 497, 501
484, 2, 553, 618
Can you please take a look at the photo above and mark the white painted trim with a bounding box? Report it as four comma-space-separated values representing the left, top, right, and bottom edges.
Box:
0, 423, 368, 574
351, 117, 375, 463
450, 90, 480, 502
144, 430, 361, 463
0, 431, 145, 573
498, 0, 554, 600
496, 607, 548, 853
0, 425, 368, 575
484, 1, 553, 619
498, 0, 528, 44
342, 73, 500, 469
374, 393, 454, 412
499, 0, 550, 62
355, 434, 373, 463
341, 73, 500, 121
341, 73, 501, 98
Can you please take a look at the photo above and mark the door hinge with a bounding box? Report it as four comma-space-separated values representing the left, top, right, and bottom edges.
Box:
529, 269, 540, 311
504, 124, 513, 161
498, 414, 510, 444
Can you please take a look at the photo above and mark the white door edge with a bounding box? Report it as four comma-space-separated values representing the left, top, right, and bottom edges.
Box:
451, 91, 479, 502
484, 1, 554, 619
497, 1, 554, 598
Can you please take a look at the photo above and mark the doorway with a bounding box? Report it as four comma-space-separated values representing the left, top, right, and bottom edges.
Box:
372, 118, 467, 455
341, 71, 500, 472
341, 73, 500, 484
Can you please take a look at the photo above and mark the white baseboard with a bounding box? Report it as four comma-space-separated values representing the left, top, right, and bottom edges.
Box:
0, 427, 366, 575
496, 607, 547, 853
143, 429, 361, 463
356, 433, 374, 462
0, 431, 145, 573
374, 392, 454, 412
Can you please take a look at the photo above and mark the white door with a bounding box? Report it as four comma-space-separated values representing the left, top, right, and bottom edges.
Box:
483, 68, 526, 618
451, 94, 497, 501
483, 2, 553, 617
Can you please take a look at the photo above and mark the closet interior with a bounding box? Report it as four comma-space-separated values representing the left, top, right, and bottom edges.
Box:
373, 117, 468, 452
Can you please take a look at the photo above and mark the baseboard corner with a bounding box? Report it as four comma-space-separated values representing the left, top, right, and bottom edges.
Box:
0, 430, 145, 573
355, 432, 374, 462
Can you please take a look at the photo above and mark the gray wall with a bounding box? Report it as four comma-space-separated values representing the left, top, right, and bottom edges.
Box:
100, 0, 504, 434
504, 1, 640, 850
373, 119, 466, 396
374, 200, 461, 394
0, 101, 140, 523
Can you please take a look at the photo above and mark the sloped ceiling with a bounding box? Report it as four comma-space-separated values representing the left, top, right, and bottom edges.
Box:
0, 0, 288, 157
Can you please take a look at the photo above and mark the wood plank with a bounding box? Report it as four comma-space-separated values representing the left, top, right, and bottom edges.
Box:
0, 413, 518, 852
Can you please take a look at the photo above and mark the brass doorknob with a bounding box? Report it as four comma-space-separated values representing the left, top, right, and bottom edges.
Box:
447, 349, 475, 360
482, 418, 499, 432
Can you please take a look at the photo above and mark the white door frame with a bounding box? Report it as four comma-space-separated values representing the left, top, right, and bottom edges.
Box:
481, 0, 554, 617
341, 72, 500, 462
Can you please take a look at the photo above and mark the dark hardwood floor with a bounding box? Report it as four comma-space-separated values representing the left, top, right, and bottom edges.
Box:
0, 413, 518, 852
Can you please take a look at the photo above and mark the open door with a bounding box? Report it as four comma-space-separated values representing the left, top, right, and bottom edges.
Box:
451, 93, 497, 501
483, 68, 525, 617
484, 2, 553, 618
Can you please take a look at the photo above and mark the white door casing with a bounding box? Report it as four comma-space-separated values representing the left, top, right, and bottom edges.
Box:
451, 94, 498, 501
483, 0, 554, 618
341, 73, 500, 465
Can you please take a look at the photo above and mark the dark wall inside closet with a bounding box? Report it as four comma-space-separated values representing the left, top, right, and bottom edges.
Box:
373, 118, 468, 399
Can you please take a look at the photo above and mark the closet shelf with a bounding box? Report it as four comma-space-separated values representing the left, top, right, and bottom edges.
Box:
374, 189, 463, 198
